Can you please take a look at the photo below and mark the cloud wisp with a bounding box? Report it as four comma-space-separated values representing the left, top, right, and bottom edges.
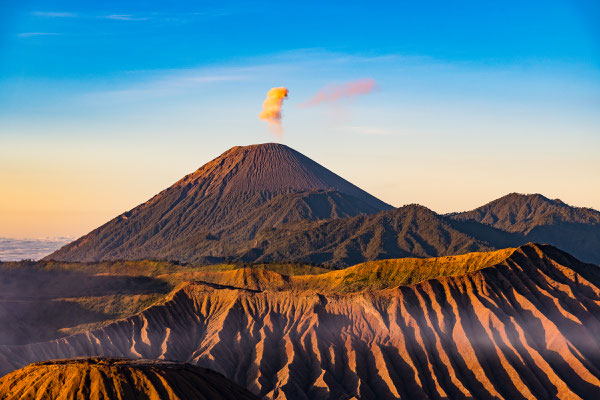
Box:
299, 78, 377, 107
18, 32, 61, 38
103, 14, 149, 21
31, 11, 77, 18
31, 10, 151, 22
88, 70, 248, 103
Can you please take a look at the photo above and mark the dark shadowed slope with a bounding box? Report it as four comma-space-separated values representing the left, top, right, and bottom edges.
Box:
46, 190, 600, 267
450, 193, 600, 263
0, 258, 327, 346
450, 193, 600, 233
4, 244, 600, 399
250, 194, 600, 266
237, 204, 503, 266
47, 143, 391, 262
0, 358, 259, 400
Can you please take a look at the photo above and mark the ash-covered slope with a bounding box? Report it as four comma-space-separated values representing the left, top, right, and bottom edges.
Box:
450, 193, 600, 263
6, 244, 600, 399
0, 358, 259, 400
48, 143, 391, 262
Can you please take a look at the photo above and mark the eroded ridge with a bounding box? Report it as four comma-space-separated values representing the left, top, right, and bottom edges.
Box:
2, 243, 600, 399
0, 357, 260, 400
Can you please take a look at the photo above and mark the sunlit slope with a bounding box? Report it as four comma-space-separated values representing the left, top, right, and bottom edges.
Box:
294, 247, 516, 292
47, 143, 391, 263
3, 244, 600, 399
168, 247, 516, 293
0, 358, 259, 400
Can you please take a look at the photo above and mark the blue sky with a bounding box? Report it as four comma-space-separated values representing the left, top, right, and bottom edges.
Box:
1, 0, 599, 76
1, 0, 599, 238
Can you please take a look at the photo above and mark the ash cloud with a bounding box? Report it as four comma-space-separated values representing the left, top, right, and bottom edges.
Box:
259, 87, 289, 137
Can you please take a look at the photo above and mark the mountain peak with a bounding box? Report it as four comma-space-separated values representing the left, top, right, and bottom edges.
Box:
450, 192, 600, 233
173, 142, 390, 208
496, 192, 562, 206
47, 143, 391, 262
212, 142, 291, 159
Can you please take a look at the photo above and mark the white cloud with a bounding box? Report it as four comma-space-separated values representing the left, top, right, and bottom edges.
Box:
18, 32, 61, 38
103, 14, 149, 21
86, 70, 249, 103
31, 11, 77, 18
78, 50, 395, 105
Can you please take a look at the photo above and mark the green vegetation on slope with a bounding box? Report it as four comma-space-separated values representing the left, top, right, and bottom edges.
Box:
294, 247, 516, 293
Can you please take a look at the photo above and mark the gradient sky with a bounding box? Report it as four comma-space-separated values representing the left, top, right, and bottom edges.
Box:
1, 0, 599, 238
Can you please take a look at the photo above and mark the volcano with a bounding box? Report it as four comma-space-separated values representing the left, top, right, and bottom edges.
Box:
0, 358, 259, 400
47, 144, 600, 266
48, 143, 392, 262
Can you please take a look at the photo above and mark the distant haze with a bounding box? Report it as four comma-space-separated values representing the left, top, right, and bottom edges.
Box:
0, 237, 73, 261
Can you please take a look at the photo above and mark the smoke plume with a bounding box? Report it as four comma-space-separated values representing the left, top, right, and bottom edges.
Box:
259, 87, 289, 136
299, 79, 377, 107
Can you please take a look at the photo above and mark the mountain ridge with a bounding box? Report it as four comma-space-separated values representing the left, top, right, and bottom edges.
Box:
240, 203, 498, 266
449, 192, 600, 233
449, 192, 600, 263
45, 144, 600, 266
6, 243, 600, 399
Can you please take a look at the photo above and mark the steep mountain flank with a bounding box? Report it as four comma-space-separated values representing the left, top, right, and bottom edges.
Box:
0, 358, 259, 400
47, 143, 391, 263
450, 193, 600, 263
5, 244, 600, 399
